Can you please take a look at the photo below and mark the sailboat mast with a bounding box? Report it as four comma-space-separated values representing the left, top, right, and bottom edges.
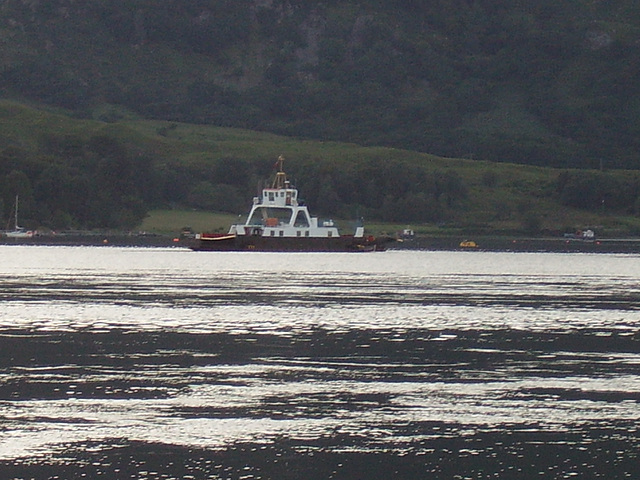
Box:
14, 195, 20, 229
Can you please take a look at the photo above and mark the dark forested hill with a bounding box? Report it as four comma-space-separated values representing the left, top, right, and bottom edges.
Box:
2, 0, 640, 169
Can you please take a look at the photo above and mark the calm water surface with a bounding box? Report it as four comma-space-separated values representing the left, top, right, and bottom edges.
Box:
0, 246, 639, 479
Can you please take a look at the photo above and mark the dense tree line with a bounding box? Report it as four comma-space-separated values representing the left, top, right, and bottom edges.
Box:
0, 145, 468, 230
556, 170, 640, 214
3, 125, 640, 232
1, 1, 640, 169
0, 135, 161, 230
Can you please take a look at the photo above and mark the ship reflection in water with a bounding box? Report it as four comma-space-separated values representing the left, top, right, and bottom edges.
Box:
0, 247, 639, 479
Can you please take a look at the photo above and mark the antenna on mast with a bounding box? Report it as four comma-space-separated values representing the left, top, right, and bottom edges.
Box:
272, 155, 287, 189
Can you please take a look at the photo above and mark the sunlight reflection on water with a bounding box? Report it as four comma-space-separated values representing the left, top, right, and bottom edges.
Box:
0, 247, 639, 477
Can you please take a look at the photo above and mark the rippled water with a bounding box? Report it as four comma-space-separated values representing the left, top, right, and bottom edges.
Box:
1, 246, 639, 479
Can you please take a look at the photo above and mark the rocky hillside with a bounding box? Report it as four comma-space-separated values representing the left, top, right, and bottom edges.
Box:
1, 1, 640, 169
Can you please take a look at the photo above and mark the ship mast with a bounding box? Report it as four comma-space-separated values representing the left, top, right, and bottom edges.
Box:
14, 195, 20, 230
272, 155, 287, 189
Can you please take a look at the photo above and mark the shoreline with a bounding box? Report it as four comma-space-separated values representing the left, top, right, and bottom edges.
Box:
391, 235, 640, 254
2, 233, 640, 253
0, 233, 186, 248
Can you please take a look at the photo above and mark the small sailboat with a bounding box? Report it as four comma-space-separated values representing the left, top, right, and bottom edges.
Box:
4, 195, 34, 238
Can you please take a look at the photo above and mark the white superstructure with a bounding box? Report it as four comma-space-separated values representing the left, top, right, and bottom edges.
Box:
227, 156, 364, 239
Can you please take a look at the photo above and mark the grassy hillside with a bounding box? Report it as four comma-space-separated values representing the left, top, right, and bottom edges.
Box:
2, 100, 638, 237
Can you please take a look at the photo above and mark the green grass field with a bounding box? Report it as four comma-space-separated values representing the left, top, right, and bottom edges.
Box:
139, 210, 239, 235
138, 207, 640, 239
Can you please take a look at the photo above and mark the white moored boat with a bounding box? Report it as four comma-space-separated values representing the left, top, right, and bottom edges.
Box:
3, 195, 34, 239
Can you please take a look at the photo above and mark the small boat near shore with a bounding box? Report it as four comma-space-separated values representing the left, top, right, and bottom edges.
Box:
190, 156, 391, 252
3, 195, 34, 239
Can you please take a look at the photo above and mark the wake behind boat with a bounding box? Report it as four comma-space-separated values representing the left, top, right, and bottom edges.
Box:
190, 156, 390, 252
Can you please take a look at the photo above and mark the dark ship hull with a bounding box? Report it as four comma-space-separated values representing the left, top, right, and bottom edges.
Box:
190, 233, 390, 252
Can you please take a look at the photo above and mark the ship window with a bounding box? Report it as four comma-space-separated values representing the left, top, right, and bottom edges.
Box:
328, 231, 333, 237
279, 230, 284, 237
297, 230, 301, 237
268, 192, 275, 201
248, 207, 292, 226
294, 211, 309, 227
305, 231, 310, 237
270, 230, 275, 237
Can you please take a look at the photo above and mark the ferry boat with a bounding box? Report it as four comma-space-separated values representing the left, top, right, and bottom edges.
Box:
190, 156, 390, 252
